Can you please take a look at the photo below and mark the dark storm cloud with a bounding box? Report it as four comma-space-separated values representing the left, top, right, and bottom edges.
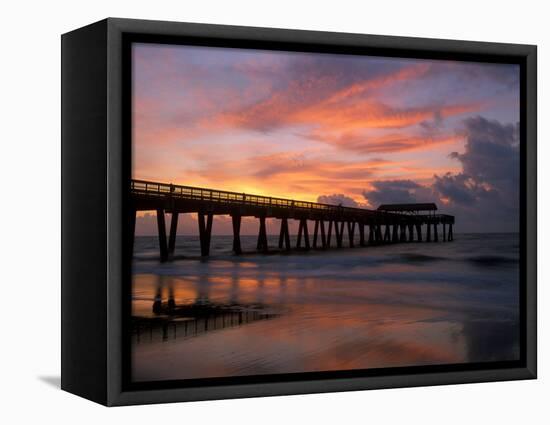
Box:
434, 116, 519, 204
317, 194, 359, 207
362, 116, 520, 232
450, 116, 519, 184
431, 173, 478, 205
363, 180, 435, 206
432, 116, 519, 231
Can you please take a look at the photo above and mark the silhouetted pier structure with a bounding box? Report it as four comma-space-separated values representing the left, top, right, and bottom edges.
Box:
130, 179, 455, 261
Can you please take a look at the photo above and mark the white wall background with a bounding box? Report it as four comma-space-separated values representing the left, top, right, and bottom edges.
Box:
0, 0, 546, 422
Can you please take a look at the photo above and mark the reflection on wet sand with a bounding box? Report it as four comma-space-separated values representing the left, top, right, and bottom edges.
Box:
132, 266, 281, 346
131, 234, 520, 382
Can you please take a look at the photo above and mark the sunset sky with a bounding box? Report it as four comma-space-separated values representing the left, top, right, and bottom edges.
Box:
132, 43, 520, 235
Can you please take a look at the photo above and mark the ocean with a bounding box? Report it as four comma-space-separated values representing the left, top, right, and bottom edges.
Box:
131, 233, 520, 382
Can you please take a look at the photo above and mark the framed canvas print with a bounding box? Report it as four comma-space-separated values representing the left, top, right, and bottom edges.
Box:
61, 18, 537, 406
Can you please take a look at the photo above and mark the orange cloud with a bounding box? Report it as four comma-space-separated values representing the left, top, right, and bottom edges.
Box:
212, 61, 481, 139
297, 100, 482, 135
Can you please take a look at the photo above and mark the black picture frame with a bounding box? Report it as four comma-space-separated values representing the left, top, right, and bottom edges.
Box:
61, 17, 537, 406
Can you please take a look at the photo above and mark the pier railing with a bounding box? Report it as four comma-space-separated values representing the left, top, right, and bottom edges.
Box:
131, 179, 382, 217
131, 179, 455, 223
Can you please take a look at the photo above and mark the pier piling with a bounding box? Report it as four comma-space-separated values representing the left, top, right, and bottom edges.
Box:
368, 225, 375, 244
168, 212, 178, 256
313, 220, 320, 248
232, 214, 242, 254
335, 221, 344, 248
198, 212, 213, 257
278, 218, 291, 251
384, 224, 391, 242
359, 223, 366, 246
400, 224, 407, 242
408, 224, 414, 242
415, 223, 422, 241
257, 216, 268, 252
156, 209, 168, 262
297, 219, 310, 250
392, 224, 399, 243
347, 221, 356, 247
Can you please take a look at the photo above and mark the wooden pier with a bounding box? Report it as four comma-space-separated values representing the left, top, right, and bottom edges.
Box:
130, 179, 455, 261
